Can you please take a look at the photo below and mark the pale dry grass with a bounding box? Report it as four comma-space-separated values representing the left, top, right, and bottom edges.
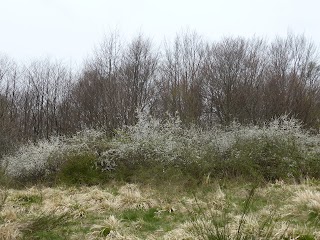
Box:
0, 222, 21, 240
162, 228, 192, 240
90, 215, 124, 239
0, 182, 319, 239
292, 189, 320, 213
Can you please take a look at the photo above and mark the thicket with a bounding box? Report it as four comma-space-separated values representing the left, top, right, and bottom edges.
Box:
1, 32, 320, 157
1, 112, 320, 186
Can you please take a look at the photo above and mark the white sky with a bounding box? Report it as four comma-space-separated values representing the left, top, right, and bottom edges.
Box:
0, 0, 319, 65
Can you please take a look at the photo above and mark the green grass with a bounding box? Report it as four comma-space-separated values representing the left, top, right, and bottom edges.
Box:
14, 194, 42, 206
21, 212, 71, 240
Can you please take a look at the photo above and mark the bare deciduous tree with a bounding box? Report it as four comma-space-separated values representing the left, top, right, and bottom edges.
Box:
156, 31, 205, 124
0, 54, 20, 154
264, 33, 320, 127
119, 34, 158, 124
202, 37, 267, 125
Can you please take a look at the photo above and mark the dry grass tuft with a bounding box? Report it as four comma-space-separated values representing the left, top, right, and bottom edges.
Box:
0, 222, 21, 240
292, 189, 320, 213
162, 228, 192, 240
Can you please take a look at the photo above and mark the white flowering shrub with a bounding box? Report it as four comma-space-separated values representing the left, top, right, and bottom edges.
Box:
98, 111, 218, 170
1, 111, 320, 183
98, 112, 320, 181
0, 129, 109, 181
1, 137, 64, 180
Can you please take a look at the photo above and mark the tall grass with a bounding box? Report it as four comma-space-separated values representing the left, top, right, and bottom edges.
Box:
186, 186, 318, 240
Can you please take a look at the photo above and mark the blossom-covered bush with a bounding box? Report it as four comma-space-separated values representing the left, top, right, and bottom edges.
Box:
101, 112, 208, 165
1, 111, 320, 184
98, 112, 320, 181
0, 129, 108, 181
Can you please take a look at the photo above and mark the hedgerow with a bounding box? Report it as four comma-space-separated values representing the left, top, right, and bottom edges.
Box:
1, 112, 320, 185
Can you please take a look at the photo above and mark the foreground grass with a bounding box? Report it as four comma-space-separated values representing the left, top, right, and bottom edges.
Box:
0, 180, 320, 239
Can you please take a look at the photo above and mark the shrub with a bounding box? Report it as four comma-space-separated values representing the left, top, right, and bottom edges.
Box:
301, 153, 320, 179
97, 113, 314, 183
0, 138, 64, 182
55, 153, 107, 186
2, 112, 320, 185
227, 136, 304, 181
0, 129, 109, 184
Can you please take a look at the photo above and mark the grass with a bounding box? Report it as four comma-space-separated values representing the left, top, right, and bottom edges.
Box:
0, 181, 319, 239
21, 212, 71, 240
14, 194, 42, 206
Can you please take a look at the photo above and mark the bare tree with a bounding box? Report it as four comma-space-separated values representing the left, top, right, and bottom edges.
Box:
69, 33, 158, 132
264, 33, 320, 127
0, 54, 20, 154
1, 32, 320, 144
69, 32, 123, 132
19, 59, 70, 140
202, 37, 267, 125
156, 31, 205, 124
119, 34, 158, 124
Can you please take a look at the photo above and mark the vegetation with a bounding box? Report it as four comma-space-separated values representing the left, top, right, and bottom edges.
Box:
0, 113, 318, 238
1, 31, 320, 238
2, 112, 319, 184
0, 181, 320, 239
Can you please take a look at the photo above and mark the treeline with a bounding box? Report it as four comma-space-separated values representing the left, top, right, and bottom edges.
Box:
1, 31, 320, 155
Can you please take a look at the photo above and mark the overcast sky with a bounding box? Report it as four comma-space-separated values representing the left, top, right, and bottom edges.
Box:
1, 0, 319, 65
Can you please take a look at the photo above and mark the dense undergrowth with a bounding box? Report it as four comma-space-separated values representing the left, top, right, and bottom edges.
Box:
1, 112, 320, 187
